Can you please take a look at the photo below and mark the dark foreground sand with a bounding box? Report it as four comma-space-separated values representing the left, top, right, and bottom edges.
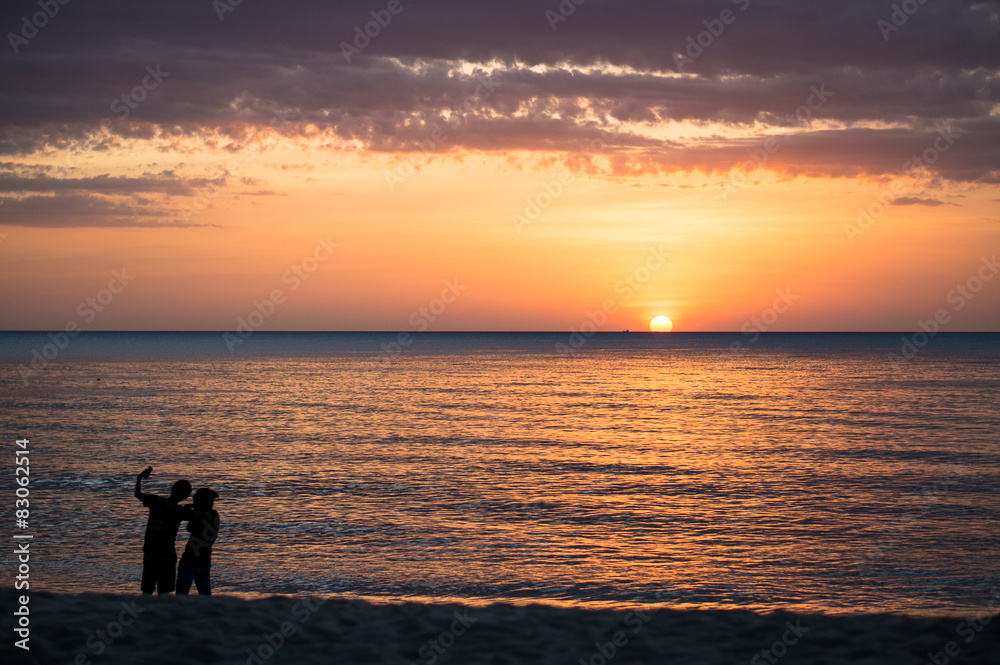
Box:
3, 589, 997, 665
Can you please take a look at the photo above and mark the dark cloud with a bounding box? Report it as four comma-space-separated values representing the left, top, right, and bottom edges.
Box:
0, 166, 274, 225
3, 1, 996, 73
0, 193, 218, 227
890, 197, 958, 207
0, 172, 226, 195
0, 0, 998, 184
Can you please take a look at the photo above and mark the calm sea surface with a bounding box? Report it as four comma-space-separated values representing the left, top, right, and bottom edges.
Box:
1, 332, 998, 616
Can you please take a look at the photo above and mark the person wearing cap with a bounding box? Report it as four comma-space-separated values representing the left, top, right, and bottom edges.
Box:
176, 487, 221, 596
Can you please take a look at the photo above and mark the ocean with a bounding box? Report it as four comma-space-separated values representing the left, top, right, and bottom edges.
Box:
1, 332, 998, 616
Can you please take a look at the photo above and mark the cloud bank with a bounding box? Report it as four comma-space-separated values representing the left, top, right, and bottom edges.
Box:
1, 0, 998, 225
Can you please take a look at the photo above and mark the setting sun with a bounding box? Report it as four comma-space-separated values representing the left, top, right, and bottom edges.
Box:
650, 316, 674, 332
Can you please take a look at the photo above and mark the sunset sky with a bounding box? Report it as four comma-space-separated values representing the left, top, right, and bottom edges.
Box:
1, 0, 998, 332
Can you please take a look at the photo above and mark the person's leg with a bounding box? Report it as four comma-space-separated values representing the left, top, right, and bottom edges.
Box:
156, 554, 177, 594
193, 566, 211, 596
140, 553, 156, 594
176, 565, 194, 595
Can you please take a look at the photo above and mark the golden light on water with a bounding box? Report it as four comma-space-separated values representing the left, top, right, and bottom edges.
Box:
650, 316, 673, 332
16, 334, 1000, 615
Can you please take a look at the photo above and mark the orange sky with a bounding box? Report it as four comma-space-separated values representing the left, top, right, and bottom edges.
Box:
1, 2, 998, 332
3, 139, 998, 332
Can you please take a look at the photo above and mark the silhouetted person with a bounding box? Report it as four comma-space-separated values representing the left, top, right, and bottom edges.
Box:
176, 488, 220, 596
134, 466, 192, 594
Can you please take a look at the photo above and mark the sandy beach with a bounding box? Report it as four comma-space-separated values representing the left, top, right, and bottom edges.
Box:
5, 588, 998, 665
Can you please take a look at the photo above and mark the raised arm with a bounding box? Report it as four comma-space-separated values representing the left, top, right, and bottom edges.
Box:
134, 466, 153, 500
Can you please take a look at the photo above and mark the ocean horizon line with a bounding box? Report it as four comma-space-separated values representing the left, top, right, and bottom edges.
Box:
2, 329, 996, 365
3, 330, 999, 335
